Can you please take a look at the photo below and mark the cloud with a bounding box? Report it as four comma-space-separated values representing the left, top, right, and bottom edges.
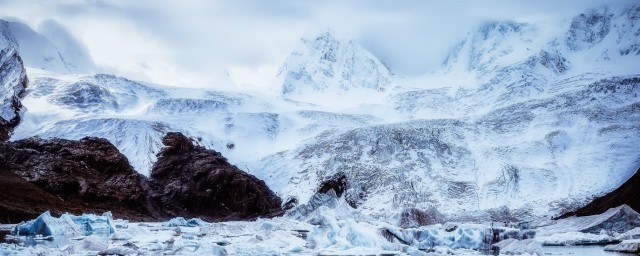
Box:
0, 0, 635, 89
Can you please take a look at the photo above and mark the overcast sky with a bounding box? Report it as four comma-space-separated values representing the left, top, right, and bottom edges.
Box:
0, 0, 632, 90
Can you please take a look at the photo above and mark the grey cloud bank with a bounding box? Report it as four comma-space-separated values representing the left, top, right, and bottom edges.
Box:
0, 0, 633, 89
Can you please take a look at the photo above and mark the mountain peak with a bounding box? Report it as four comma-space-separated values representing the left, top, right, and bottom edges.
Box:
0, 19, 95, 74
443, 20, 540, 73
565, 7, 613, 51
277, 29, 392, 101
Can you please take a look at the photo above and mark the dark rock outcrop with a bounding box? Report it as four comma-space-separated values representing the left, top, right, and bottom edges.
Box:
0, 137, 158, 221
560, 166, 640, 218
0, 133, 284, 223
0, 167, 83, 223
317, 172, 347, 197
399, 207, 446, 228
149, 132, 283, 221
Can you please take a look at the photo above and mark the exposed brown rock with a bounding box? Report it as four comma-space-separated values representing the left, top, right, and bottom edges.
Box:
0, 167, 81, 223
0, 137, 160, 221
317, 172, 347, 197
0, 132, 284, 223
150, 132, 283, 221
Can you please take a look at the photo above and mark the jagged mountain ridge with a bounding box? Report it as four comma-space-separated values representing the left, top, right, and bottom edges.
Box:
0, 19, 95, 74
277, 30, 393, 105
6, 4, 640, 222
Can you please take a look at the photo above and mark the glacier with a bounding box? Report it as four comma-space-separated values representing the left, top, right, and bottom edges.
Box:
7, 4, 640, 222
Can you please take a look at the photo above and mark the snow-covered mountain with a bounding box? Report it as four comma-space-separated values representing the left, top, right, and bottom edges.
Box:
6, 4, 640, 223
261, 4, 640, 220
0, 19, 95, 74
0, 21, 28, 141
277, 30, 393, 106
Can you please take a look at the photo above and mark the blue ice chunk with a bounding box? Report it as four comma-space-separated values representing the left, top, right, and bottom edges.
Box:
13, 211, 81, 236
13, 211, 116, 236
386, 225, 486, 250
68, 212, 117, 234
162, 217, 209, 227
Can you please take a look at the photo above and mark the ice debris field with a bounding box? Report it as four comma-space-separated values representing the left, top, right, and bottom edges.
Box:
1, 203, 640, 255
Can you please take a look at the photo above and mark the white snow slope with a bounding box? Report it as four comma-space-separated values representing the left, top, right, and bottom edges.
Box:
7, 4, 640, 222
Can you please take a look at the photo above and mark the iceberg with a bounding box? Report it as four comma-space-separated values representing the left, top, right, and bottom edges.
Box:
13, 211, 116, 236
162, 217, 210, 227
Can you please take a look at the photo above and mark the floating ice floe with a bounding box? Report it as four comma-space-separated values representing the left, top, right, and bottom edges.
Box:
13, 211, 116, 236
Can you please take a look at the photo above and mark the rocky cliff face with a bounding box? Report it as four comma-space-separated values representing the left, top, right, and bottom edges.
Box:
0, 133, 283, 223
0, 136, 158, 220
150, 132, 283, 221
0, 22, 28, 141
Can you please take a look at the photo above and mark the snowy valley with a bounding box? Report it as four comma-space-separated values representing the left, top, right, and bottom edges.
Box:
1, 3, 640, 256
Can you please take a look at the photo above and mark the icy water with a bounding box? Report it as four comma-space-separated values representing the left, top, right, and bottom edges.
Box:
1, 229, 110, 248
540, 245, 636, 255
478, 247, 634, 256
